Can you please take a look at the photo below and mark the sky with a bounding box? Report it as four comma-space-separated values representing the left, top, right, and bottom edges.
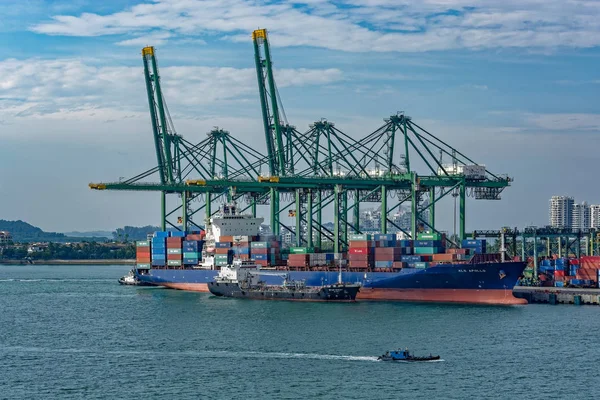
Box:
1, 0, 599, 233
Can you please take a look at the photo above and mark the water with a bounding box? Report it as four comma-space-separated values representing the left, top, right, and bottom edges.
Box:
1, 265, 599, 399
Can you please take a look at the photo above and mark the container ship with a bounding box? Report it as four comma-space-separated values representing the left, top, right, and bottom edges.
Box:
135, 202, 527, 305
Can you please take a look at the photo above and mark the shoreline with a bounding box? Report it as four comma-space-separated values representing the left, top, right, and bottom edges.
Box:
0, 259, 136, 265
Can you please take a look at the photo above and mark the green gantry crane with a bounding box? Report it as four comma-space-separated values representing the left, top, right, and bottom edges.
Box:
90, 30, 513, 253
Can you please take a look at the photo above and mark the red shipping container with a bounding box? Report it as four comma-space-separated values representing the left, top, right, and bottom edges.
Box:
348, 254, 373, 261
167, 254, 183, 260
349, 240, 373, 248
136, 256, 151, 262
446, 248, 468, 255
349, 248, 372, 255
215, 248, 231, 254
167, 237, 183, 243
392, 261, 406, 269
554, 270, 565, 277
185, 234, 205, 241
136, 249, 151, 257
349, 261, 369, 269
375, 248, 402, 256
252, 248, 269, 254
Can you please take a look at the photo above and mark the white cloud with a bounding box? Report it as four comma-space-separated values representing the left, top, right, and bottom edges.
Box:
116, 31, 173, 46
29, 0, 600, 52
0, 57, 343, 127
525, 113, 600, 132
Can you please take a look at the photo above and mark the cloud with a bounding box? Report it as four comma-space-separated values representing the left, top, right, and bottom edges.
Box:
116, 31, 173, 46
0, 57, 343, 126
29, 0, 600, 52
525, 113, 600, 132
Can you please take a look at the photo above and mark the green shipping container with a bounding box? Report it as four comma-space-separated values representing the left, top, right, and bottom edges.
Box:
289, 247, 314, 254
167, 248, 182, 254
136, 263, 151, 269
215, 260, 228, 266
136, 241, 150, 247
183, 252, 200, 258
251, 242, 268, 248
414, 262, 429, 269
417, 233, 442, 241
167, 260, 182, 266
215, 254, 229, 260
349, 234, 371, 241
414, 247, 444, 254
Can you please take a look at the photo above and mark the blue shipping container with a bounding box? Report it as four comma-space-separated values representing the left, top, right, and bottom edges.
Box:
183, 258, 199, 264
183, 245, 204, 252
215, 242, 232, 248
401, 255, 422, 262
154, 231, 170, 238
375, 261, 393, 268
253, 254, 268, 260
151, 260, 166, 266
398, 240, 413, 248
462, 239, 486, 247
555, 281, 564, 287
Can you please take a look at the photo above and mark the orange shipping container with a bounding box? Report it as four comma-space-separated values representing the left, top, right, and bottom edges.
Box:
432, 254, 457, 262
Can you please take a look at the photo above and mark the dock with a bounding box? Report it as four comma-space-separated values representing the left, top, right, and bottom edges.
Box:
514, 286, 600, 305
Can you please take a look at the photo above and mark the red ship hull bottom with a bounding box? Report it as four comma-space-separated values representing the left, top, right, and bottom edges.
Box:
162, 283, 210, 292
357, 288, 527, 305
159, 283, 526, 305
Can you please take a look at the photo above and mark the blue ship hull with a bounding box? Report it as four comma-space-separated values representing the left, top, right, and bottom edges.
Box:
136, 261, 527, 305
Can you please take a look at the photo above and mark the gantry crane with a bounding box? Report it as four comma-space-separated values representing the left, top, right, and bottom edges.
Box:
90, 30, 514, 254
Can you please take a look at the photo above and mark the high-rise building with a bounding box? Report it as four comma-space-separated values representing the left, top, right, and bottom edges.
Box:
549, 196, 574, 228
590, 205, 600, 228
572, 202, 591, 230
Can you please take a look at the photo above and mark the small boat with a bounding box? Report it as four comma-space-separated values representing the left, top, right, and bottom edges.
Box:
378, 348, 440, 362
118, 269, 154, 286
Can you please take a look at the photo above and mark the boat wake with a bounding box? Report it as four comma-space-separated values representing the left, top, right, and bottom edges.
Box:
0, 278, 112, 283
0, 346, 379, 362
378, 359, 445, 363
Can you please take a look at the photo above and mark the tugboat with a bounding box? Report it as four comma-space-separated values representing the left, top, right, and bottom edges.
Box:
118, 269, 154, 286
208, 258, 360, 302
378, 348, 440, 362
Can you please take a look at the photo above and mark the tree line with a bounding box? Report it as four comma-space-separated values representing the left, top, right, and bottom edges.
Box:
1, 242, 135, 260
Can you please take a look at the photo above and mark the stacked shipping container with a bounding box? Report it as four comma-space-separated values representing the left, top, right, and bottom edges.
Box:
461, 239, 487, 254
348, 233, 374, 270
136, 240, 151, 268
151, 232, 167, 267
167, 235, 183, 267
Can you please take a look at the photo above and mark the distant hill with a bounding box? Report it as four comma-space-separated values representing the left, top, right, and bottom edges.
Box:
113, 225, 162, 241
64, 230, 113, 239
0, 220, 108, 243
